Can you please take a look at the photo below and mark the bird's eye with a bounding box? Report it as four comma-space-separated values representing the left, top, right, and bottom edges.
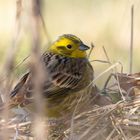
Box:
67, 44, 72, 49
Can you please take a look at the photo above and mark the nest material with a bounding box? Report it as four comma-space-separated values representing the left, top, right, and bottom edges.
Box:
0, 73, 139, 140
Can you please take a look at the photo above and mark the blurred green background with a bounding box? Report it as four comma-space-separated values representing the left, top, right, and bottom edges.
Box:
0, 0, 140, 87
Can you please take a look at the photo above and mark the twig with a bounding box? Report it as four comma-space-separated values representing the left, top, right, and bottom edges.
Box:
106, 129, 116, 140
88, 42, 94, 59
13, 124, 19, 140
129, 5, 134, 74
78, 101, 123, 140
117, 125, 128, 140
30, 0, 48, 139
103, 73, 114, 89
69, 95, 83, 140
115, 73, 126, 101
39, 12, 51, 44
90, 59, 110, 64
0, 0, 23, 139
87, 62, 121, 87
102, 46, 111, 65
6, 121, 31, 129
15, 55, 29, 69
88, 124, 109, 140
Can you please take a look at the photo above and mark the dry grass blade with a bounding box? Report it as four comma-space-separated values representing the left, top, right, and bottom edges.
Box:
39, 11, 51, 44
129, 5, 134, 74
102, 46, 111, 65
90, 59, 110, 64
29, 0, 48, 139
88, 42, 94, 59
88, 62, 121, 87
87, 124, 109, 140
0, 0, 23, 139
78, 101, 123, 140
106, 129, 116, 140
69, 95, 84, 140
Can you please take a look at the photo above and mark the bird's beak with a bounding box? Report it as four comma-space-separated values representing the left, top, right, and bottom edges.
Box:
79, 44, 90, 51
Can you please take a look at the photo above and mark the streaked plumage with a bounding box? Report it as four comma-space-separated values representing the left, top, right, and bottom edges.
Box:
8, 34, 94, 118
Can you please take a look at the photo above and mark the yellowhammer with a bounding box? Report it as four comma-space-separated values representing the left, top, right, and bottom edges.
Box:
9, 34, 94, 119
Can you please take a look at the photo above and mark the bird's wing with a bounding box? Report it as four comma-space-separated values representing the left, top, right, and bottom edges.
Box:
9, 72, 33, 107
10, 53, 91, 105
42, 71, 82, 98
41, 52, 88, 98
10, 72, 30, 98
10, 68, 83, 105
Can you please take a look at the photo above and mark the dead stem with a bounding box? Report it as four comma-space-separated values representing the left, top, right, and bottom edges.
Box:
129, 5, 134, 74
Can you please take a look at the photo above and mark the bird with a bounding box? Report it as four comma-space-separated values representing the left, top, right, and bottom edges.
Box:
1, 34, 94, 139
7, 34, 94, 119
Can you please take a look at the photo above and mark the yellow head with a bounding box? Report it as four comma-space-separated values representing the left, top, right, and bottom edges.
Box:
49, 34, 90, 58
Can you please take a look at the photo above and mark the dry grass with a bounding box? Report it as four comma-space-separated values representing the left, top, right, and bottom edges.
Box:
0, 0, 139, 140
0, 71, 139, 140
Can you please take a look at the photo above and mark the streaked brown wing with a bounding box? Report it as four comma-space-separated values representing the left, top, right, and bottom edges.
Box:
42, 71, 82, 98
10, 70, 82, 104
10, 72, 30, 98
42, 53, 88, 97
9, 72, 31, 107
10, 53, 92, 105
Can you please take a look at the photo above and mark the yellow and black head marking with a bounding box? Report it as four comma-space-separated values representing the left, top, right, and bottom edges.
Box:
49, 34, 90, 58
